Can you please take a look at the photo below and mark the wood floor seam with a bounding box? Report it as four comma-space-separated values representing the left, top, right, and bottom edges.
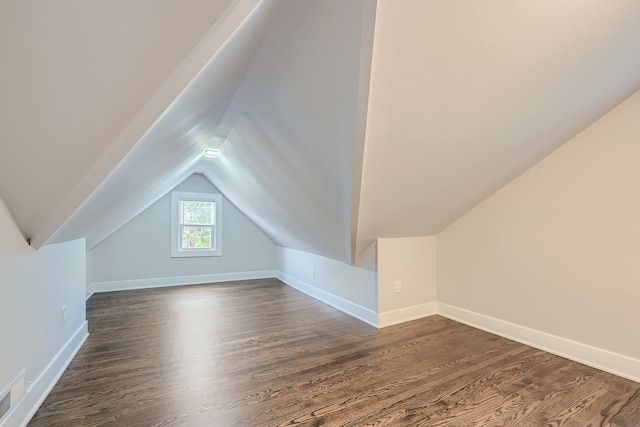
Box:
28, 279, 640, 427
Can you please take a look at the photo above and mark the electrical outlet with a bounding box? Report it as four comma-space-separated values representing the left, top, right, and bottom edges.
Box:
394, 280, 402, 293
311, 270, 316, 280
61, 306, 67, 324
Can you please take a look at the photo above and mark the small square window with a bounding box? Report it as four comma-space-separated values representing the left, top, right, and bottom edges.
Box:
171, 192, 222, 257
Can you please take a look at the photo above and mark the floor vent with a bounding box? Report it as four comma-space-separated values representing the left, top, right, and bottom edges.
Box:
0, 391, 9, 419
0, 369, 26, 422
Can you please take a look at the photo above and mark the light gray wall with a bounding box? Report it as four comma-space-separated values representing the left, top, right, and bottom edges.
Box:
438, 90, 640, 366
90, 174, 276, 283
0, 195, 32, 258
377, 236, 436, 313
276, 245, 377, 325
0, 239, 86, 426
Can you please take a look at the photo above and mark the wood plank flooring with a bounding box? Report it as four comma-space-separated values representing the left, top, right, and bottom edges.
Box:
29, 279, 640, 426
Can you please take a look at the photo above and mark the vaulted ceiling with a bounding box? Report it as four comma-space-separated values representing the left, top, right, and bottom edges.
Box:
356, 0, 640, 256
0, 0, 240, 246
2, 0, 640, 264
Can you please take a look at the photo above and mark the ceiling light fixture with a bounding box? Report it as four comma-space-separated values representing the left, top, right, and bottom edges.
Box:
204, 148, 220, 159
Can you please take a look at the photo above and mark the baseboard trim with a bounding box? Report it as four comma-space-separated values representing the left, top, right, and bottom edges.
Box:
85, 274, 640, 383
91, 270, 278, 294
378, 302, 437, 328
437, 303, 640, 384
5, 322, 89, 427
276, 272, 378, 328
85, 283, 95, 301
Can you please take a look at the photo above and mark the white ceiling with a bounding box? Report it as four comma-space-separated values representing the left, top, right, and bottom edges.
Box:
45, 0, 275, 249
44, 0, 374, 264
198, 0, 375, 262
2, 0, 640, 264
356, 0, 640, 255
0, 0, 239, 246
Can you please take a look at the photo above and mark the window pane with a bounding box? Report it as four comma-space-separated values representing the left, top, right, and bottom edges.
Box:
181, 226, 213, 249
180, 201, 214, 225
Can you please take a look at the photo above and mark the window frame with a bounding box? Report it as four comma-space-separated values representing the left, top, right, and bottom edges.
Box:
170, 191, 222, 258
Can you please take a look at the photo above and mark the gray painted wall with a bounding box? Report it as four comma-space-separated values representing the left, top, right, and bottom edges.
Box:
276, 245, 378, 326
90, 174, 276, 283
0, 239, 86, 426
438, 89, 640, 375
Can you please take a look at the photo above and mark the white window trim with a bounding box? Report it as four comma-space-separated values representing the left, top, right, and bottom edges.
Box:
171, 191, 222, 258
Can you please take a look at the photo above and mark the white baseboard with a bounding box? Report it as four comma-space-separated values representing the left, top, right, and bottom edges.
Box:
86, 273, 640, 383
3, 322, 89, 427
90, 270, 278, 294
276, 272, 379, 327
91, 270, 379, 327
437, 303, 640, 384
378, 302, 437, 328
85, 283, 95, 300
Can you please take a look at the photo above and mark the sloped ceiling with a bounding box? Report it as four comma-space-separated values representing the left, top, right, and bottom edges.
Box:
2, 0, 640, 265
45, 0, 277, 250
356, 0, 640, 255
0, 0, 244, 246
198, 0, 375, 262
45, 0, 375, 264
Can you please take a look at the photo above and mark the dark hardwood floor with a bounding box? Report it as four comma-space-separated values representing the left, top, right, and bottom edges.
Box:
29, 279, 640, 426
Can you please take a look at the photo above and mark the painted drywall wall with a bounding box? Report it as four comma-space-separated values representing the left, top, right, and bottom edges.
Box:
85, 250, 93, 296
377, 237, 437, 327
0, 196, 32, 259
0, 239, 87, 426
90, 174, 276, 288
276, 245, 377, 326
277, 238, 436, 328
438, 90, 640, 373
